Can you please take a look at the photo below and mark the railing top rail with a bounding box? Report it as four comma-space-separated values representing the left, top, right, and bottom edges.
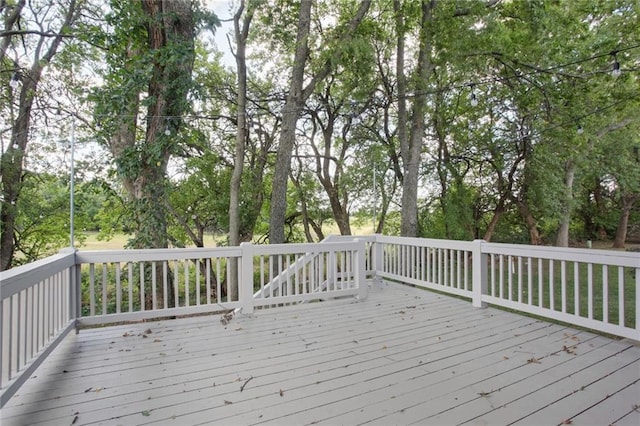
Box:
375, 235, 476, 250
75, 246, 242, 263
322, 234, 377, 243
482, 242, 640, 267
0, 250, 76, 299
250, 240, 363, 255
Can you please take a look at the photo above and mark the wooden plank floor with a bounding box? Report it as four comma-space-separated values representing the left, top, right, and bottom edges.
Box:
2, 282, 639, 426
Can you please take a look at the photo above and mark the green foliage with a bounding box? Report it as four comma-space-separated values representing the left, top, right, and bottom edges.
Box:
12, 173, 96, 264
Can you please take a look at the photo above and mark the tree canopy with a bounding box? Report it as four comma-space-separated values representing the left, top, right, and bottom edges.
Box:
1, 0, 639, 270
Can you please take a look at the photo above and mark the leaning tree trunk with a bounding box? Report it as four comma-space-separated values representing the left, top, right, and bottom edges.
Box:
612, 194, 638, 249
269, 0, 312, 245
269, 0, 371, 244
516, 200, 543, 245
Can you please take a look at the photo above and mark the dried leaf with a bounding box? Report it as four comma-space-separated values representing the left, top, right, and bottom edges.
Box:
84, 387, 92, 393
561, 419, 572, 424
224, 400, 233, 405
279, 389, 284, 397
527, 357, 541, 364
153, 339, 162, 343
71, 415, 79, 425
122, 332, 130, 337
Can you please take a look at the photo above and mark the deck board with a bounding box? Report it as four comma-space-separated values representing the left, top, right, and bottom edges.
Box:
2, 281, 639, 426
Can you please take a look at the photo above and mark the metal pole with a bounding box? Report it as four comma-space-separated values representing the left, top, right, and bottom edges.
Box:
70, 121, 75, 248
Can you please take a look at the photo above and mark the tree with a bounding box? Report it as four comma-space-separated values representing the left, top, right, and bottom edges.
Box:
1, 0, 83, 270
92, 0, 199, 250
268, 0, 372, 244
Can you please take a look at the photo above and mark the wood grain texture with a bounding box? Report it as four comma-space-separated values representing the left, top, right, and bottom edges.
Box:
3, 282, 638, 426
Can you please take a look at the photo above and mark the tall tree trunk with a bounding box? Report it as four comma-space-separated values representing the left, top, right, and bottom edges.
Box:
394, 0, 407, 187
401, 0, 436, 237
269, 0, 312, 245
228, 0, 254, 302
556, 159, 576, 247
269, 0, 371, 244
0, 0, 79, 270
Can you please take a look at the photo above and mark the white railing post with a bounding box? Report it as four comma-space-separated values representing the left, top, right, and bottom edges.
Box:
59, 247, 80, 326
355, 239, 368, 300
472, 239, 488, 308
240, 242, 254, 315
372, 234, 384, 287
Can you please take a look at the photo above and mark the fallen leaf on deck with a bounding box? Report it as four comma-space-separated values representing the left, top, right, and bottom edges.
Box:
71, 415, 79, 425
503, 356, 509, 360
142, 334, 148, 338
235, 327, 243, 331
561, 419, 572, 424
153, 339, 162, 343
84, 387, 92, 393
279, 389, 285, 397
122, 332, 131, 337
144, 328, 152, 334
224, 400, 233, 405
141, 411, 150, 417
527, 357, 541, 364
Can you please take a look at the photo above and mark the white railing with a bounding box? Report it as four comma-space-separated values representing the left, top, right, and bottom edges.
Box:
373, 236, 639, 340
75, 240, 367, 324
1, 235, 638, 408
480, 242, 639, 340
0, 249, 78, 407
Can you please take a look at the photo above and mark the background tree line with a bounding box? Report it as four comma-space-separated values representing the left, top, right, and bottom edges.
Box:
1, 0, 639, 271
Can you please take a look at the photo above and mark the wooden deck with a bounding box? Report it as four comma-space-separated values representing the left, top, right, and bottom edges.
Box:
2, 281, 639, 426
